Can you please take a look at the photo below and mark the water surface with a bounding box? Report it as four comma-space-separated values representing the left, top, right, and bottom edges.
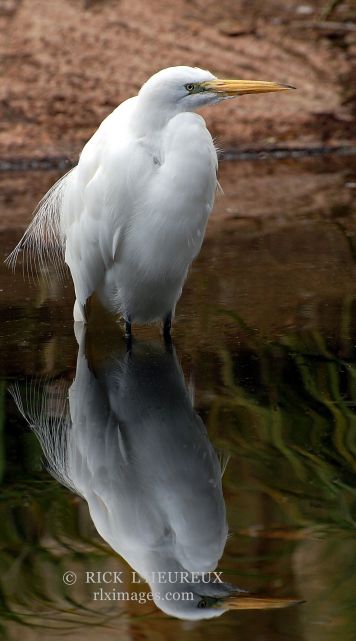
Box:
0, 155, 356, 640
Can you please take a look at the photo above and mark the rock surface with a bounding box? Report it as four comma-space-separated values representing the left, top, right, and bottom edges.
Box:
0, 0, 355, 162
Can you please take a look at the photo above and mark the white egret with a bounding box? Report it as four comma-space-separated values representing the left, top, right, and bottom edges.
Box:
6, 66, 293, 336
12, 332, 302, 620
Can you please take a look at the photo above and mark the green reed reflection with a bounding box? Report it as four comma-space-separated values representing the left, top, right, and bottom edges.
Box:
212, 312, 356, 533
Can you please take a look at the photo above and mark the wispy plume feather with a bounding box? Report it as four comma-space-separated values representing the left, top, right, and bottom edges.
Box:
4, 170, 73, 281
9, 378, 78, 494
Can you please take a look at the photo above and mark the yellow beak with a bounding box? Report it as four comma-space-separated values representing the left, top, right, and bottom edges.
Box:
219, 595, 304, 610
201, 78, 295, 96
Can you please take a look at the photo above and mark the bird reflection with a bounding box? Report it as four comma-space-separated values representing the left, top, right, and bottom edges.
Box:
12, 331, 300, 620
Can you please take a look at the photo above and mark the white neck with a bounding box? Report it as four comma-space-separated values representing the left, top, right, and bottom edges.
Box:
130, 94, 182, 138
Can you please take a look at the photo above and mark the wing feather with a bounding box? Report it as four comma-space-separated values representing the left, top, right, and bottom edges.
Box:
61, 97, 142, 307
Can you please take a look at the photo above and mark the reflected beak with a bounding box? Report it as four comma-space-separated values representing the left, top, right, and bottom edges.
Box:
201, 79, 296, 96
218, 595, 304, 610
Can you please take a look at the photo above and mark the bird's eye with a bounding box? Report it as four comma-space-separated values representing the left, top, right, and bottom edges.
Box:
185, 83, 195, 92
197, 599, 207, 608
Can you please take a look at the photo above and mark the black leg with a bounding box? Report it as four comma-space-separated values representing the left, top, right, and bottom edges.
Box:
163, 312, 172, 337
124, 320, 132, 351
163, 312, 173, 351
124, 319, 132, 338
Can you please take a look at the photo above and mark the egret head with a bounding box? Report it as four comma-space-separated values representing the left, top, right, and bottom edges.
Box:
150, 576, 303, 621
138, 65, 295, 113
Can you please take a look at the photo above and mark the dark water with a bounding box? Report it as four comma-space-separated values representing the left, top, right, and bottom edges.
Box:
0, 156, 356, 641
